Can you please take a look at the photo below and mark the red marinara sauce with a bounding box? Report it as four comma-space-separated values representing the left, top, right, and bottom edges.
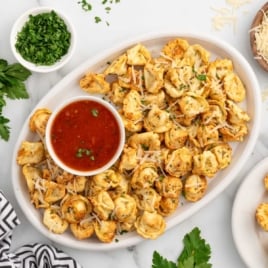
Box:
50, 99, 121, 172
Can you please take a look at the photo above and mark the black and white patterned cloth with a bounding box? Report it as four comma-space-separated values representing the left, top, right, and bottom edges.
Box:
0, 191, 82, 268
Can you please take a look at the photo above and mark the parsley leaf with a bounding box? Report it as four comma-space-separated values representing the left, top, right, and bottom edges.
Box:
151, 227, 212, 268
0, 59, 31, 141
0, 115, 10, 141
152, 251, 177, 268
177, 227, 211, 268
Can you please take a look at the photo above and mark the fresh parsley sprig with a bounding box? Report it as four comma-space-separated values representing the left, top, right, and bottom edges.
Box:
152, 227, 212, 268
0, 59, 31, 141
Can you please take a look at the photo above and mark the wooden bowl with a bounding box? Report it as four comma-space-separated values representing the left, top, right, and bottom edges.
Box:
250, 2, 268, 72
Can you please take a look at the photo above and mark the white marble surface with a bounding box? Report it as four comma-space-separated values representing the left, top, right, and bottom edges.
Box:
1, 0, 268, 267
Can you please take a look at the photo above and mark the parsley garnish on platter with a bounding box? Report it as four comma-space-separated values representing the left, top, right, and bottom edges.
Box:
0, 59, 31, 141
152, 227, 212, 268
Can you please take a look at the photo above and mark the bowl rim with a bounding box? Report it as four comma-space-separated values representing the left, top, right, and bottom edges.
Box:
10, 6, 76, 73
45, 95, 126, 177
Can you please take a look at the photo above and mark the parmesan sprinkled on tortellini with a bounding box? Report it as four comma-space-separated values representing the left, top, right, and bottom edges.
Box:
17, 37, 250, 243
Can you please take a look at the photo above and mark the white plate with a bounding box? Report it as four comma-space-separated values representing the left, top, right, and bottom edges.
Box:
12, 32, 261, 251
232, 157, 268, 268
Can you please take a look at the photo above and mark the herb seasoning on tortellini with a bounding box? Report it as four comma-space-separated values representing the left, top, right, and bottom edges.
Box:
17, 38, 250, 243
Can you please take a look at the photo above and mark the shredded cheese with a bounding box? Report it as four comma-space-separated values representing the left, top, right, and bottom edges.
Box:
251, 10, 268, 63
226, 0, 252, 9
211, 0, 252, 32
211, 7, 237, 32
159, 52, 177, 68
261, 88, 268, 101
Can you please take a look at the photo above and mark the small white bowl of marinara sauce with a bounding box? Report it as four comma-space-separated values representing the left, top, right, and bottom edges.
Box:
45, 95, 125, 176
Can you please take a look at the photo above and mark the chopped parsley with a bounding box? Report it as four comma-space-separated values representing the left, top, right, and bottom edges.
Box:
196, 74, 207, 81
95, 16, 102, 23
76, 148, 94, 159
91, 108, 99, 117
77, 0, 121, 25
15, 11, 71, 66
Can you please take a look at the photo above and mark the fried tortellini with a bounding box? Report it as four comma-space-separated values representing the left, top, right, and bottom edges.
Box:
134, 211, 166, 239
18, 37, 250, 244
256, 174, 268, 232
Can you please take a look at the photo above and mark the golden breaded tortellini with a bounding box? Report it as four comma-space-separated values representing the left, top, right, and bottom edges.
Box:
208, 142, 232, 169
90, 191, 114, 220
61, 194, 92, 223
256, 203, 268, 231
135, 211, 166, 239
128, 131, 161, 151
118, 146, 138, 172
133, 188, 161, 212
70, 221, 94, 240
255, 174, 268, 232
196, 124, 219, 148
122, 89, 143, 121
184, 174, 207, 202
164, 125, 188, 149
144, 105, 173, 133
43, 180, 66, 204
182, 44, 210, 68
17, 141, 45, 165
43, 208, 68, 234
93, 220, 117, 243
164, 67, 189, 98
104, 54, 128, 76
178, 93, 209, 117
126, 43, 151, 65
18, 37, 250, 244
207, 58, 233, 80
155, 176, 183, 199
165, 147, 193, 177
161, 38, 189, 63
225, 100, 250, 125
192, 150, 219, 178
264, 174, 268, 191
87, 169, 122, 195
219, 123, 248, 142
22, 164, 42, 193
201, 100, 227, 125
80, 72, 110, 94
65, 176, 87, 194
131, 163, 159, 190
29, 108, 51, 136
158, 197, 179, 216
223, 72, 246, 102
144, 62, 164, 93
113, 194, 137, 222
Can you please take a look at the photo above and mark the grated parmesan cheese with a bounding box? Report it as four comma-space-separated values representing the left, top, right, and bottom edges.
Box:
211, 0, 252, 32
261, 88, 268, 101
211, 7, 237, 32
226, 0, 252, 9
251, 10, 268, 63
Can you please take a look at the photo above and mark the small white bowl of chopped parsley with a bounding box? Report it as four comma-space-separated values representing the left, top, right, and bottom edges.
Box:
10, 6, 76, 73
